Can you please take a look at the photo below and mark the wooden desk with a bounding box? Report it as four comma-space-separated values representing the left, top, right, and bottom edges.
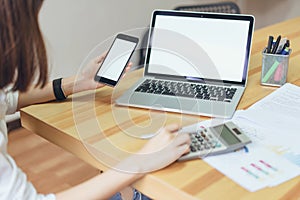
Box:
21, 17, 300, 199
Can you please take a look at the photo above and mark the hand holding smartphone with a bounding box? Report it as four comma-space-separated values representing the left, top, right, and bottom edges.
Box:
94, 33, 139, 86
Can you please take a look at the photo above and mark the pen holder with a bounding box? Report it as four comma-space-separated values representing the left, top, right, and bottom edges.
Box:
261, 49, 291, 86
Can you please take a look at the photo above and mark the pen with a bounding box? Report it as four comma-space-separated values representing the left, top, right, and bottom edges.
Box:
285, 39, 290, 48
140, 132, 157, 139
280, 47, 289, 55
244, 146, 249, 153
271, 35, 281, 54
266, 35, 274, 53
275, 37, 287, 54
280, 40, 290, 55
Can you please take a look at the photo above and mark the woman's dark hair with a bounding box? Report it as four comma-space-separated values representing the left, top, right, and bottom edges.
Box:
0, 0, 47, 92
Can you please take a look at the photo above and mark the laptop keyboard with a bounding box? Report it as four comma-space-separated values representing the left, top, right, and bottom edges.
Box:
134, 79, 237, 103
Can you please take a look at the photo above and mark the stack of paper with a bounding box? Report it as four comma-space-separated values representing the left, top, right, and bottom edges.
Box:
183, 83, 300, 192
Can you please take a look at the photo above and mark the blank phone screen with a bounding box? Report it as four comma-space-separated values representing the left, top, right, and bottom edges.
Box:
96, 38, 137, 81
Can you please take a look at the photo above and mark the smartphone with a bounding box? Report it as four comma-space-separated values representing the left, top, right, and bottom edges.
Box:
94, 33, 139, 86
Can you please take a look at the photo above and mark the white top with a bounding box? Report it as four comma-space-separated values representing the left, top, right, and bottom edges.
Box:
0, 89, 55, 200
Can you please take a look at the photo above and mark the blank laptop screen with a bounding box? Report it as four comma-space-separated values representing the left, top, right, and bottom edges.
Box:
145, 11, 254, 84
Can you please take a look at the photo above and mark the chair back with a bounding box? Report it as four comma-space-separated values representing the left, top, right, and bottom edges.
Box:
174, 2, 240, 14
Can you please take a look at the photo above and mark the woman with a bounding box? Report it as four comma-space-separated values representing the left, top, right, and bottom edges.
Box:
0, 0, 190, 199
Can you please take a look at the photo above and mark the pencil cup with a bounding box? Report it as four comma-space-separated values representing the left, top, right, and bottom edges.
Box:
261, 49, 291, 86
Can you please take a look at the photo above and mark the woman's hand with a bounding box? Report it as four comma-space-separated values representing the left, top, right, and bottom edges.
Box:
71, 53, 132, 94
135, 124, 190, 173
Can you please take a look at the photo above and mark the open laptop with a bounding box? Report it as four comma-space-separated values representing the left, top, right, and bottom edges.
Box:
116, 10, 254, 118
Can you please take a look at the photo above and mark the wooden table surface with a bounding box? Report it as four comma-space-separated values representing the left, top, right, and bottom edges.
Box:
21, 17, 300, 200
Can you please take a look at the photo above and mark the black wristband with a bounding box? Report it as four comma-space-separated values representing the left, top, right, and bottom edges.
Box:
52, 78, 67, 101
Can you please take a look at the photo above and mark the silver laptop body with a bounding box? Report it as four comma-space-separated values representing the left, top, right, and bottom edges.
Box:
116, 10, 255, 118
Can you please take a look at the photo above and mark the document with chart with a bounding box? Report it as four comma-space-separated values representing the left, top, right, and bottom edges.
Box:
184, 84, 300, 191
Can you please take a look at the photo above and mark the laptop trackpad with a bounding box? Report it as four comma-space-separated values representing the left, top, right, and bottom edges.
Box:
129, 93, 196, 111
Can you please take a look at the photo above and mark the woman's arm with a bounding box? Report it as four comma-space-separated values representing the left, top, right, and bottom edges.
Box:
17, 55, 104, 109
17, 75, 97, 109
56, 124, 190, 200
17, 53, 131, 109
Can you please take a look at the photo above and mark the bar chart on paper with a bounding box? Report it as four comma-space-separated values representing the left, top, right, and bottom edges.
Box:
233, 116, 300, 168
284, 153, 300, 167
272, 146, 300, 167
235, 83, 300, 168
231, 105, 300, 169
241, 160, 279, 180
204, 144, 300, 191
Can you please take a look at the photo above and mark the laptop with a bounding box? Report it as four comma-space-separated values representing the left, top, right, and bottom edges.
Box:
116, 10, 254, 118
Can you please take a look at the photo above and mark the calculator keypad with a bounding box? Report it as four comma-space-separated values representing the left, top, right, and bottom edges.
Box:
190, 129, 221, 152
178, 127, 229, 161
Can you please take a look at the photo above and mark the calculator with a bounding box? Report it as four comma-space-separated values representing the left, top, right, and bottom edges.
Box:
178, 121, 251, 161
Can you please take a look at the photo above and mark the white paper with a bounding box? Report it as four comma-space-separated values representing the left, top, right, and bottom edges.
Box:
181, 83, 300, 191
245, 83, 300, 135
232, 83, 300, 167
204, 143, 300, 191
181, 118, 300, 191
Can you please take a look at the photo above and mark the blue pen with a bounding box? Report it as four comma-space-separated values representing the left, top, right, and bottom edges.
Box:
280, 47, 289, 55
278, 40, 290, 54
280, 40, 290, 55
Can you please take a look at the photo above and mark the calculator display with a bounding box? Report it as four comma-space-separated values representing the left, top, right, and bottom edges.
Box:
215, 125, 241, 145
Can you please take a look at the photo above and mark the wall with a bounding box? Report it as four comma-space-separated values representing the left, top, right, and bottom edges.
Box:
39, 0, 300, 79
238, 0, 300, 29
39, 0, 233, 79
